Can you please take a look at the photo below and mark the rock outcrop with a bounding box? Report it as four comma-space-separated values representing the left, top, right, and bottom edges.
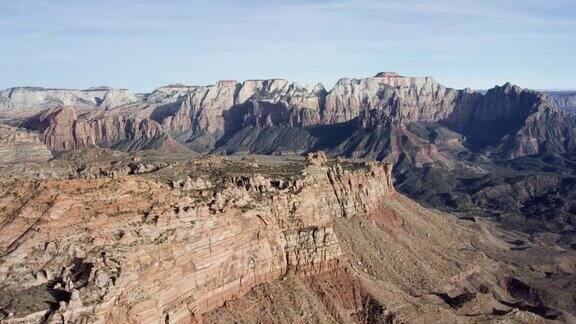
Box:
20, 107, 182, 152
157, 72, 573, 160
1, 154, 569, 323
0, 158, 395, 323
162, 79, 326, 150
305, 151, 327, 165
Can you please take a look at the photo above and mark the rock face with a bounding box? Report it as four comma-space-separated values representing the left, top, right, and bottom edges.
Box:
162, 79, 326, 150
155, 73, 576, 159
20, 106, 182, 152
0, 86, 140, 110
322, 73, 479, 125
0, 159, 395, 323
7, 72, 576, 161
37, 107, 96, 151
2, 155, 572, 323
159, 72, 480, 150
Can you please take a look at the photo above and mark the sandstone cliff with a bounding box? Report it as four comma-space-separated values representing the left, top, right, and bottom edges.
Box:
9, 73, 576, 161
0, 157, 395, 323
162, 79, 326, 150
157, 73, 576, 159
1, 154, 569, 323
20, 106, 184, 153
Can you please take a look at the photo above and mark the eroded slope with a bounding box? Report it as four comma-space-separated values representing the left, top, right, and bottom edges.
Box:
1, 153, 574, 323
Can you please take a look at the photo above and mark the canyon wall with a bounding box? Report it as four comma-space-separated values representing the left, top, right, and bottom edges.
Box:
9, 73, 576, 160
20, 107, 180, 152
0, 158, 394, 323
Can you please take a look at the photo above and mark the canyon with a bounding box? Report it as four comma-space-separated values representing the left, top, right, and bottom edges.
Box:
3, 73, 576, 236
1, 151, 574, 323
1, 73, 576, 323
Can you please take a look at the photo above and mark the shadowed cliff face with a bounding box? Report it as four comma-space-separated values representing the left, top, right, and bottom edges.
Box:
20, 107, 184, 153
12, 73, 575, 162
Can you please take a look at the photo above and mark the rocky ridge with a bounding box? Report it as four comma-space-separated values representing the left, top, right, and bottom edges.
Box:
1, 153, 573, 323
0, 155, 394, 322
9, 73, 574, 163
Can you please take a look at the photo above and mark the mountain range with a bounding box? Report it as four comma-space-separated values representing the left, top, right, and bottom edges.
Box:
1, 72, 575, 159
2, 73, 576, 239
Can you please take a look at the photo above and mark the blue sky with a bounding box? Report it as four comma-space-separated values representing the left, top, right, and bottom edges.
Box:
0, 0, 574, 92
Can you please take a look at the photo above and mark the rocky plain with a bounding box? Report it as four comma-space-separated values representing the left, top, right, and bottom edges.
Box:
1, 73, 576, 323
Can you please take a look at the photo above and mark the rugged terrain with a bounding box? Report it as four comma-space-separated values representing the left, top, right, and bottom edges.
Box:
2, 73, 576, 241
1, 150, 575, 323
1, 73, 576, 323
3, 73, 575, 160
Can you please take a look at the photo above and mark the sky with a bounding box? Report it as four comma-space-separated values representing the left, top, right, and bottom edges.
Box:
0, 0, 575, 92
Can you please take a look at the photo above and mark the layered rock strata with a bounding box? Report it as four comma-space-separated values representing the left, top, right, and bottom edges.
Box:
20, 107, 180, 152
10, 73, 573, 161
0, 158, 393, 323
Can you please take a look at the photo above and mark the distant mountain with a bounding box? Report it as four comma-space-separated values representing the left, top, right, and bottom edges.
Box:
0, 86, 140, 110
